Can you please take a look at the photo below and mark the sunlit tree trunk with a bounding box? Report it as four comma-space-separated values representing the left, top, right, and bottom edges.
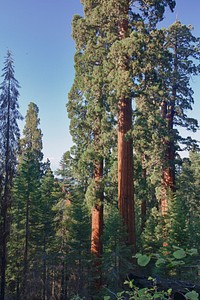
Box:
91, 159, 103, 287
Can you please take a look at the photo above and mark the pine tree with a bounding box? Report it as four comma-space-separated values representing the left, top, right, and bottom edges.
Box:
102, 205, 132, 294
8, 102, 43, 299
65, 195, 91, 298
0, 50, 22, 300
39, 162, 59, 300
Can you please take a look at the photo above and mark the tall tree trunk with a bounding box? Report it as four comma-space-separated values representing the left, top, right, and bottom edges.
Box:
23, 191, 30, 300
0, 83, 11, 300
91, 159, 103, 288
117, 3, 136, 252
161, 40, 177, 216
161, 90, 176, 246
141, 155, 147, 233
43, 234, 47, 300
0, 187, 9, 300
161, 99, 176, 215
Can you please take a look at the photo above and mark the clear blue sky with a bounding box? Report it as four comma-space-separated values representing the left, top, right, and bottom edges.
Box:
0, 0, 199, 171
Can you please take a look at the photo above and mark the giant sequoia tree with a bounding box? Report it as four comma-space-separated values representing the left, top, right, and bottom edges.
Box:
160, 21, 200, 215
0, 51, 22, 300
103, 0, 176, 251
68, 1, 117, 287
68, 0, 177, 260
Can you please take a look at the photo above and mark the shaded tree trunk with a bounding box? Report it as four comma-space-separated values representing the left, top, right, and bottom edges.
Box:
23, 191, 30, 300
141, 157, 147, 233
43, 234, 47, 300
0, 84, 11, 300
161, 82, 176, 216
117, 5, 136, 252
161, 95, 175, 246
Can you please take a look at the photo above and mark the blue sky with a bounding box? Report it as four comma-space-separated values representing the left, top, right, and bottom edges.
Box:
0, 0, 199, 171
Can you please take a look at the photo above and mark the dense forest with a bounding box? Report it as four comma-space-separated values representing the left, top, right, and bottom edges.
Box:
0, 1, 200, 299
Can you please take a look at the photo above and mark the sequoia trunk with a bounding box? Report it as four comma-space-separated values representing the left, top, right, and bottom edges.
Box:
117, 2, 136, 251
91, 159, 103, 287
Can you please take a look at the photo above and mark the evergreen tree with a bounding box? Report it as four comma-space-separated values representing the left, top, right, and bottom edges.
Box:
102, 205, 132, 295
68, 0, 117, 288
161, 21, 200, 215
0, 50, 22, 300
104, 0, 175, 251
8, 102, 43, 299
69, 0, 176, 261
170, 152, 200, 250
55, 154, 92, 298
65, 195, 91, 298
133, 21, 199, 248
39, 162, 59, 300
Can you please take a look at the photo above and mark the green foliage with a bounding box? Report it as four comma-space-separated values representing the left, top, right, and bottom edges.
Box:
185, 290, 199, 300
102, 206, 132, 292
135, 246, 199, 282
7, 102, 47, 298
136, 253, 151, 267
0, 50, 23, 299
105, 277, 173, 300
4, 0, 200, 298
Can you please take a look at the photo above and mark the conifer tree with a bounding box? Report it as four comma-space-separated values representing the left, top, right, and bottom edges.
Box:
68, 0, 117, 287
161, 21, 200, 215
69, 0, 176, 260
104, 0, 175, 251
103, 206, 132, 294
170, 152, 200, 250
55, 153, 92, 298
39, 162, 59, 300
0, 50, 22, 300
65, 195, 91, 298
8, 102, 43, 299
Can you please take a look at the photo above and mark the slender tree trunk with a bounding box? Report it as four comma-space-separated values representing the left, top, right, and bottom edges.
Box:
23, 191, 30, 300
43, 234, 47, 300
117, 5, 136, 251
141, 156, 147, 233
91, 159, 103, 288
0, 83, 11, 300
0, 191, 9, 300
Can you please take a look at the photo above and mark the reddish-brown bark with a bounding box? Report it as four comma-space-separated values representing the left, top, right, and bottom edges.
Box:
161, 95, 176, 216
117, 2, 136, 252
161, 38, 177, 217
118, 98, 135, 246
118, 98, 136, 249
91, 159, 103, 288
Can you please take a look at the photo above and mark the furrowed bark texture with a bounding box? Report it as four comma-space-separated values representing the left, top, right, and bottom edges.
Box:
91, 159, 103, 287
161, 97, 175, 216
161, 40, 177, 216
118, 98, 136, 249
117, 3, 136, 251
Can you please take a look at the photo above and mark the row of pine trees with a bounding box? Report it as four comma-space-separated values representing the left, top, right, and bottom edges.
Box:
0, 0, 200, 299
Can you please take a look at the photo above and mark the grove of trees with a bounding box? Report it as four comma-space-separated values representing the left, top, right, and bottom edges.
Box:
0, 1, 200, 299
